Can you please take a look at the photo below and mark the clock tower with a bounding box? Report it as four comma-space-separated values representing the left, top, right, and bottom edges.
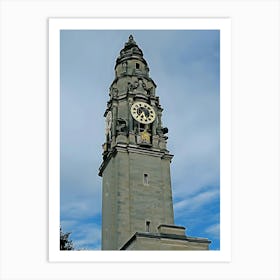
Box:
99, 35, 210, 250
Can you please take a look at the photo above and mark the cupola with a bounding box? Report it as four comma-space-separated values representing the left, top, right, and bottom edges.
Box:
115, 35, 150, 78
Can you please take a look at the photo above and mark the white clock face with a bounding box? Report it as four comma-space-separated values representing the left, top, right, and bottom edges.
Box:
131, 102, 156, 124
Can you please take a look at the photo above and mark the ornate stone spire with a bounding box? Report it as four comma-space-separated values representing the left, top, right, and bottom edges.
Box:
116, 35, 146, 67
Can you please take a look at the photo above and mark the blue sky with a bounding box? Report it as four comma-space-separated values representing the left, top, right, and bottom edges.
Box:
60, 30, 220, 250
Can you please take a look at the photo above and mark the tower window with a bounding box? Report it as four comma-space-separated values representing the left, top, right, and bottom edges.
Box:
136, 63, 140, 69
146, 221, 150, 232
143, 173, 149, 185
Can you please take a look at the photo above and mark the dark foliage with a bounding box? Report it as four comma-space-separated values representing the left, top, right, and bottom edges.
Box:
60, 226, 74, 250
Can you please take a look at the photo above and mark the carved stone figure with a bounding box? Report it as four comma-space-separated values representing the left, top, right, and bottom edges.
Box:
111, 88, 118, 98
105, 111, 112, 139
116, 118, 127, 133
128, 78, 148, 95
140, 130, 151, 143
127, 82, 133, 93
156, 126, 168, 137
133, 80, 139, 89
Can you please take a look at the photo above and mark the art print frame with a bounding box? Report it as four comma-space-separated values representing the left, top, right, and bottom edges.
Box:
49, 17, 231, 262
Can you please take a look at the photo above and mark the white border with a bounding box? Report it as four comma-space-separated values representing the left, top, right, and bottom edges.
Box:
49, 18, 231, 262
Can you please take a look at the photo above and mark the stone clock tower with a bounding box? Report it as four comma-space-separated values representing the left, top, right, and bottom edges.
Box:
99, 35, 210, 250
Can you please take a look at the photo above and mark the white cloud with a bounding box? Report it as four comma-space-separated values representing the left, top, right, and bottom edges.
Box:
204, 223, 220, 239
74, 225, 101, 250
174, 188, 219, 215
61, 220, 101, 250
60, 196, 101, 220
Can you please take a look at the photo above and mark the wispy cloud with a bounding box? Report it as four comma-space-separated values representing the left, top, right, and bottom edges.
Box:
73, 225, 101, 250
174, 188, 219, 214
204, 223, 220, 239
60, 190, 101, 220
61, 219, 101, 250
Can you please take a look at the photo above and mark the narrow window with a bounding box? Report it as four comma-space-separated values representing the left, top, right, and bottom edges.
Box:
143, 173, 149, 185
136, 63, 140, 69
146, 221, 150, 232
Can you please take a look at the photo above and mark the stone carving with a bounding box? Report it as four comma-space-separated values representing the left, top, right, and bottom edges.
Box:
157, 126, 168, 137
125, 35, 136, 47
148, 87, 155, 96
138, 79, 146, 90
140, 130, 151, 143
127, 82, 134, 93
112, 88, 118, 97
109, 87, 118, 99
127, 78, 148, 95
105, 111, 112, 139
116, 118, 127, 133
134, 80, 139, 89
162, 127, 168, 134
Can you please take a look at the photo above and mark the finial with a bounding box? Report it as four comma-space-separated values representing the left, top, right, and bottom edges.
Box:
125, 34, 136, 47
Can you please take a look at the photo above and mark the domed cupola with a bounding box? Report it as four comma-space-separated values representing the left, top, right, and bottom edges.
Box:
115, 35, 150, 78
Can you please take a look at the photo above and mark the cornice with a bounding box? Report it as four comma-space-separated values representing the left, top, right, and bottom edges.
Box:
98, 144, 173, 176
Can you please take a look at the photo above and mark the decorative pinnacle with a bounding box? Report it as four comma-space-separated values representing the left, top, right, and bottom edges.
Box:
125, 34, 137, 47
128, 35, 135, 43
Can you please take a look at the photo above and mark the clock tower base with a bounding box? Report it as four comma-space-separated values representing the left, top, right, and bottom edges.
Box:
99, 144, 175, 250
120, 224, 210, 250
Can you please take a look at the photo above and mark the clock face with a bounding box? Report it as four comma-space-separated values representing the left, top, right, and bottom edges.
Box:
131, 102, 156, 124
